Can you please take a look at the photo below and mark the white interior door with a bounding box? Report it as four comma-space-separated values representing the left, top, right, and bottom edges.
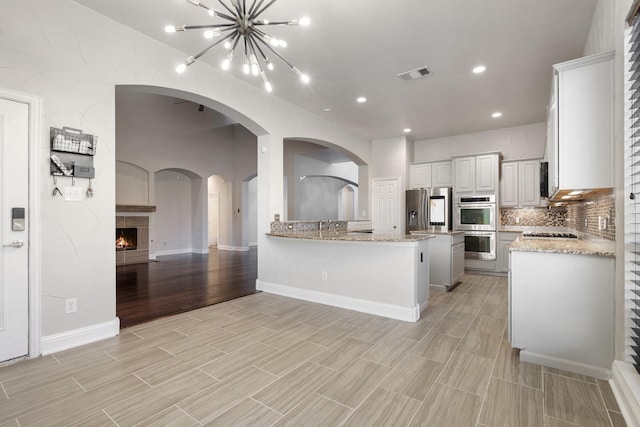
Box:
372, 178, 400, 234
0, 97, 29, 362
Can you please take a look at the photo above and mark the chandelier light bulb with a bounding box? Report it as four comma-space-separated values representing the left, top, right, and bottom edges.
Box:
172, 0, 312, 94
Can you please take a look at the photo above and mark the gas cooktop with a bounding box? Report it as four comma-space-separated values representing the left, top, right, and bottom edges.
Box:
522, 232, 578, 239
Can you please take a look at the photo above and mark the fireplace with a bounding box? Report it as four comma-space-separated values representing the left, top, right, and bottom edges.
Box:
116, 228, 137, 251
115, 216, 149, 265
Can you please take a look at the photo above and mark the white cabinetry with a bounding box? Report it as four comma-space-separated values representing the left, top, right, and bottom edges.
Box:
425, 233, 465, 288
510, 250, 614, 378
546, 51, 614, 197
500, 160, 542, 207
497, 232, 520, 272
432, 161, 453, 187
453, 153, 499, 194
409, 161, 452, 189
409, 163, 431, 189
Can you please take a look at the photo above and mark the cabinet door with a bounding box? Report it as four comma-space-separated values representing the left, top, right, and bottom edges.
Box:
498, 240, 512, 272
409, 163, 432, 189
454, 157, 475, 193
451, 242, 465, 283
475, 154, 497, 192
547, 74, 559, 196
500, 162, 519, 207
432, 161, 453, 188
519, 160, 541, 206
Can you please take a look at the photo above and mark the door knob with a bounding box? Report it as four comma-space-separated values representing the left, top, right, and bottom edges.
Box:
3, 240, 24, 248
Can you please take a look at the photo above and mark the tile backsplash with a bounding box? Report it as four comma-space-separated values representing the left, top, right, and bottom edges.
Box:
565, 192, 615, 241
500, 208, 567, 227
500, 191, 615, 241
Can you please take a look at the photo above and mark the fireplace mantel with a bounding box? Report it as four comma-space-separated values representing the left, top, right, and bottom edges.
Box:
116, 205, 156, 213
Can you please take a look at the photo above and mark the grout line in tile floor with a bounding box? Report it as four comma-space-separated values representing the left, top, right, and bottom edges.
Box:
0, 274, 625, 426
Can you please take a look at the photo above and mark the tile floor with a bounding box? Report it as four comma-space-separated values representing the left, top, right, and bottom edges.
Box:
0, 274, 627, 426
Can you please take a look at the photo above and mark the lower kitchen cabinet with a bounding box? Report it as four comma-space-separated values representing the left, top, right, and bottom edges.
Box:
497, 232, 520, 273
509, 250, 614, 378
429, 233, 465, 289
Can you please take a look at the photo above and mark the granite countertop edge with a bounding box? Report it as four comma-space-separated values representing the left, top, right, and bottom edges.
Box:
266, 231, 434, 243
509, 236, 615, 258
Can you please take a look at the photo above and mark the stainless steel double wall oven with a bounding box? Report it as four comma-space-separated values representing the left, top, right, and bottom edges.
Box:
455, 195, 496, 260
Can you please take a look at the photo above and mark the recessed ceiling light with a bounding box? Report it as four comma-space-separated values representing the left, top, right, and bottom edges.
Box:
403, 128, 412, 133
357, 97, 367, 103
492, 112, 502, 118
472, 65, 486, 74
322, 106, 332, 112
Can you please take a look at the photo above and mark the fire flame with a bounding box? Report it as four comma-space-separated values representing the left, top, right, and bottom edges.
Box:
116, 236, 131, 249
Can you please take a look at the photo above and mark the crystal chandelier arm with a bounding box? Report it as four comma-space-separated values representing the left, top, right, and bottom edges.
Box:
251, 0, 277, 21
254, 21, 291, 26
251, 36, 271, 65
243, 0, 247, 15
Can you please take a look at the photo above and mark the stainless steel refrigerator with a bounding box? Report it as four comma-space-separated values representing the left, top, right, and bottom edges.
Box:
406, 189, 428, 234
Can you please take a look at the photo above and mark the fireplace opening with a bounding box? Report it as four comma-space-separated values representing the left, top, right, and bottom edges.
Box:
116, 228, 137, 251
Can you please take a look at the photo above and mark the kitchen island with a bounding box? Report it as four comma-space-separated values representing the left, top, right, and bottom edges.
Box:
258, 230, 433, 322
509, 235, 615, 378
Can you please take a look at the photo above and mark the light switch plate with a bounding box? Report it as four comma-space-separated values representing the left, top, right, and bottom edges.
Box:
64, 186, 83, 201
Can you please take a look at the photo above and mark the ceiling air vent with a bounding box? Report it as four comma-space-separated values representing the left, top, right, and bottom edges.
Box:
397, 66, 431, 81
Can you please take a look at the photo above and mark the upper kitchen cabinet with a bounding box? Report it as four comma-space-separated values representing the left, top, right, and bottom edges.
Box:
409, 163, 431, 189
454, 153, 499, 194
501, 160, 543, 207
546, 51, 614, 199
409, 160, 452, 189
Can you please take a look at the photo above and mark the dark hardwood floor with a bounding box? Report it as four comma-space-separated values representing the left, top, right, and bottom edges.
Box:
116, 247, 258, 328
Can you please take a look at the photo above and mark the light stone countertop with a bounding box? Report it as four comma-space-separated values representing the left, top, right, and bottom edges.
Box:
267, 231, 434, 243
509, 236, 615, 257
410, 230, 465, 236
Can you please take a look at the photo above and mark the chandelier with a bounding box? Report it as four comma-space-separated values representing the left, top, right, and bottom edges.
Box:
165, 0, 310, 93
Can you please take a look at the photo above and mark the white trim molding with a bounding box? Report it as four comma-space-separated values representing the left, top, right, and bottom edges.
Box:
611, 361, 640, 427
519, 350, 611, 380
218, 245, 250, 252
0, 87, 42, 359
41, 318, 120, 355
257, 279, 419, 322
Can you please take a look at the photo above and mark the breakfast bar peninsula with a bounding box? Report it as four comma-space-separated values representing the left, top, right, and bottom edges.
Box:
258, 221, 433, 322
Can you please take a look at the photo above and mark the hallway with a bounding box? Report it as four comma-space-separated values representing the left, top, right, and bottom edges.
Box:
116, 247, 258, 327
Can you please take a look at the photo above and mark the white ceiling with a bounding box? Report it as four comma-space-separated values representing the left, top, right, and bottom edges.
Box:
74, 0, 597, 141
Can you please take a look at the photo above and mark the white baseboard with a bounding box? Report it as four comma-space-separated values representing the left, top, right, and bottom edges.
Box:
218, 245, 250, 252
257, 279, 419, 322
249, 242, 258, 247
611, 361, 640, 427
149, 253, 157, 260
41, 318, 120, 355
154, 248, 192, 256
420, 300, 429, 313
519, 350, 611, 380
192, 248, 210, 254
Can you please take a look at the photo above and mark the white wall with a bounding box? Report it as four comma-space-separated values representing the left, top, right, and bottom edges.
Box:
414, 122, 546, 163
0, 0, 370, 342
115, 161, 148, 205
154, 170, 193, 254
583, 0, 631, 362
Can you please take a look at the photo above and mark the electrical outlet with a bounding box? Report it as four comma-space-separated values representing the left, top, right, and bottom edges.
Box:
65, 298, 77, 314
321, 271, 328, 281
515, 217, 520, 224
